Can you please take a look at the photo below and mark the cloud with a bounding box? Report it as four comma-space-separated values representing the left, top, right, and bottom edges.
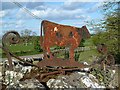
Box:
0, 21, 3, 27
0, 2, 45, 20
35, 5, 48, 10
86, 2, 104, 13
5, 2, 87, 21
2, 19, 25, 29
1, 1, 104, 36
72, 16, 92, 25
62, 1, 92, 10
0, 9, 20, 19
31, 7, 87, 21
16, 8, 32, 19
26, 2, 44, 9
0, 2, 43, 10
1, 2, 98, 21
15, 20, 25, 28
61, 0, 104, 14
0, 2, 18, 10
0, 10, 8, 18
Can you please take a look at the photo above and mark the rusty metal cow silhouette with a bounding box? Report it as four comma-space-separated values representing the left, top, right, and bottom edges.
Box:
40, 20, 90, 62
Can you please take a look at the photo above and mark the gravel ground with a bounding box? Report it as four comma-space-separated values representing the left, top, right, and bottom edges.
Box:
0, 58, 119, 89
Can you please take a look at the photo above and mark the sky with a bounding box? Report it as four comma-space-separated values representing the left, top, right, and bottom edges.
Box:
0, 0, 116, 37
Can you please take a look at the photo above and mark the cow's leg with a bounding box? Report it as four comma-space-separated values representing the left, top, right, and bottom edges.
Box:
43, 45, 50, 60
69, 47, 75, 62
46, 46, 53, 60
69, 40, 79, 62
43, 51, 48, 60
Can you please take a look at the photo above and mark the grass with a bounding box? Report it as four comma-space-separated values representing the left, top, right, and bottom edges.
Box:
2, 49, 42, 58
55, 49, 100, 64
2, 43, 42, 58
0, 49, 2, 54
77, 38, 100, 64
78, 49, 101, 64
52, 37, 100, 64
9, 43, 34, 52
1, 43, 34, 54
83, 38, 94, 46
2, 37, 99, 62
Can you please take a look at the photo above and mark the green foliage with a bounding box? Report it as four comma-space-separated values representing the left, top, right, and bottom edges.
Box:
115, 53, 120, 64
79, 39, 85, 47
2, 36, 43, 58
2, 49, 41, 58
64, 50, 69, 59
75, 51, 80, 61
91, 1, 120, 64
91, 68, 113, 87
20, 29, 37, 44
83, 38, 94, 46
0, 49, 2, 54
78, 49, 100, 63
34, 36, 43, 52
9, 43, 34, 52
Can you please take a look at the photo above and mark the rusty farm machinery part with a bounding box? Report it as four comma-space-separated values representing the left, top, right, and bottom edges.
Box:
1, 31, 21, 70
96, 44, 115, 69
1, 30, 91, 82
1, 24, 91, 70
1, 21, 115, 81
1, 31, 39, 70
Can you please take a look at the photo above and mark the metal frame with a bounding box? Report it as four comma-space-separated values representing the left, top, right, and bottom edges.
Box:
0, 22, 115, 81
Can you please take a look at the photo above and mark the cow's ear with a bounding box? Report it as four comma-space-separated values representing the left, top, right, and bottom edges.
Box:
76, 28, 81, 35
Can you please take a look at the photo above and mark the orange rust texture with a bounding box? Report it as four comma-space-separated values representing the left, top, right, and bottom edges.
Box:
40, 20, 90, 62
97, 44, 107, 54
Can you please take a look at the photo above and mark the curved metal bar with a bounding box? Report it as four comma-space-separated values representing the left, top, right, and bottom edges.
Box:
2, 31, 20, 46
10, 52, 39, 68
1, 31, 39, 69
2, 31, 20, 70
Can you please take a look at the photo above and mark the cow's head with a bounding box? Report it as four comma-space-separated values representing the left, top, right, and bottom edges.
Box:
77, 26, 90, 39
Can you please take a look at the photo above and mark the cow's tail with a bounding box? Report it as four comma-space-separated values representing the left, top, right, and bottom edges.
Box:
40, 20, 44, 47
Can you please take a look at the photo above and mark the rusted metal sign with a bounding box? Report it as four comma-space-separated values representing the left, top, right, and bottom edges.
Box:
40, 20, 90, 62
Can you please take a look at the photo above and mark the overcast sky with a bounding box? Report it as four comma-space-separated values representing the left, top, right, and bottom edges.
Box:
0, 0, 117, 37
